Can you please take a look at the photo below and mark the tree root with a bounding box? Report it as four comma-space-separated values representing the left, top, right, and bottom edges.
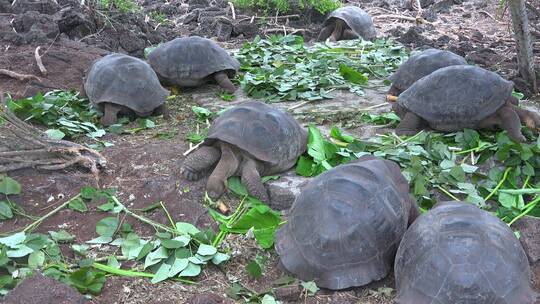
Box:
0, 93, 106, 180
0, 69, 41, 82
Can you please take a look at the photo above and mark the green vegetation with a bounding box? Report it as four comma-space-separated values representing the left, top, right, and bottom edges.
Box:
7, 90, 103, 140
233, 0, 341, 14
235, 35, 408, 102
95, 0, 140, 13
297, 120, 540, 226
0, 185, 228, 295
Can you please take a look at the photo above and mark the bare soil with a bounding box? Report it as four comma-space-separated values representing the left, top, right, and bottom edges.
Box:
1, 0, 540, 303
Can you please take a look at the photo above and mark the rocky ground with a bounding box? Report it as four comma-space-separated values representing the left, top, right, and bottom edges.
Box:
1, 0, 540, 303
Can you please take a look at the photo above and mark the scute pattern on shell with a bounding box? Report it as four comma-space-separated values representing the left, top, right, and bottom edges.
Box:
324, 6, 377, 40
275, 155, 413, 290
205, 101, 307, 172
395, 201, 537, 304
388, 48, 467, 93
84, 53, 169, 113
148, 36, 240, 87
398, 65, 513, 130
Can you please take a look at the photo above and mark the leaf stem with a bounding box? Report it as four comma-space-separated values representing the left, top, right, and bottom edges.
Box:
23, 194, 81, 233
92, 262, 196, 284
508, 196, 540, 226
484, 167, 512, 201
160, 201, 176, 231
436, 185, 460, 201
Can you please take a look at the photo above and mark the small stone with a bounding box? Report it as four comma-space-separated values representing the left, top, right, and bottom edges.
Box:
233, 23, 259, 38
274, 285, 302, 302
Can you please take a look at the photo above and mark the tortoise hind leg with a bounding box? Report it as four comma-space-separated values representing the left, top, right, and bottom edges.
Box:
181, 146, 221, 181
480, 105, 526, 142
206, 143, 240, 200
241, 158, 269, 202
101, 103, 122, 127
395, 111, 425, 136
317, 24, 334, 41
214, 72, 236, 94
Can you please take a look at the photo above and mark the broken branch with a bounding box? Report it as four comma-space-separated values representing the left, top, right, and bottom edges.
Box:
34, 46, 48, 76
0, 69, 41, 82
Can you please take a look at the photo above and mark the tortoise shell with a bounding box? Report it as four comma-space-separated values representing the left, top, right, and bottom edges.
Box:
395, 201, 536, 304
397, 65, 513, 130
84, 53, 169, 114
275, 155, 415, 290
205, 101, 307, 172
388, 48, 467, 94
323, 6, 377, 40
147, 36, 240, 87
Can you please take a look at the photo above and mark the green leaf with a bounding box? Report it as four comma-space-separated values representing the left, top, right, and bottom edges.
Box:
68, 198, 87, 213
107, 256, 120, 269
197, 244, 217, 256
121, 233, 141, 259
144, 246, 168, 269
138, 118, 155, 129
339, 64, 368, 85
27, 251, 45, 269
7, 245, 34, 258
0, 201, 13, 219
168, 258, 189, 277
0, 232, 26, 248
227, 176, 248, 197
86, 236, 112, 244
179, 262, 201, 277
45, 129, 65, 140
151, 263, 171, 283
175, 222, 200, 235
67, 268, 106, 295
246, 260, 262, 279
0, 177, 21, 195
295, 155, 315, 177
301, 281, 319, 295
211, 252, 230, 265
49, 230, 75, 243
96, 217, 119, 237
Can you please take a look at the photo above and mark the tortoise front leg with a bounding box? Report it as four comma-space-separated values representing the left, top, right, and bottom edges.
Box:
214, 71, 236, 94
317, 24, 335, 41
395, 111, 424, 136
181, 145, 221, 181
341, 29, 359, 40
206, 143, 240, 200
241, 158, 269, 203
154, 103, 171, 120
510, 104, 540, 130
101, 103, 122, 127
329, 19, 345, 42
485, 105, 526, 142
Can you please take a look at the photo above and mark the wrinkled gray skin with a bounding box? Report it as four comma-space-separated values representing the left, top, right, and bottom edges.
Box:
148, 36, 240, 93
84, 53, 170, 126
394, 65, 540, 142
181, 101, 307, 202
388, 48, 467, 96
318, 6, 377, 42
395, 201, 537, 304
275, 155, 419, 290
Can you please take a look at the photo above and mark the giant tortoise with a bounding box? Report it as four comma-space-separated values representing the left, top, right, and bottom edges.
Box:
148, 36, 240, 93
393, 65, 540, 142
181, 101, 306, 202
395, 201, 537, 303
388, 48, 467, 96
275, 155, 419, 290
318, 6, 377, 42
84, 53, 169, 126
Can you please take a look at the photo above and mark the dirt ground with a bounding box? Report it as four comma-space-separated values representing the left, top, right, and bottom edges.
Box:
1, 0, 540, 303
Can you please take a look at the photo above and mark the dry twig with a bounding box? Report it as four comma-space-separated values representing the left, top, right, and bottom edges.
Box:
0, 93, 106, 179
0, 69, 41, 82
228, 1, 236, 20
34, 46, 48, 76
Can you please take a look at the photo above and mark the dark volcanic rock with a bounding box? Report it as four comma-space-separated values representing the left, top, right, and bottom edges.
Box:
12, 0, 60, 14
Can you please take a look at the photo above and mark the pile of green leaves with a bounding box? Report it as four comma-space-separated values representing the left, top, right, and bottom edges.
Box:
68, 187, 229, 284
297, 123, 540, 225
7, 90, 103, 140
235, 35, 408, 102
233, 0, 341, 14
208, 176, 282, 249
